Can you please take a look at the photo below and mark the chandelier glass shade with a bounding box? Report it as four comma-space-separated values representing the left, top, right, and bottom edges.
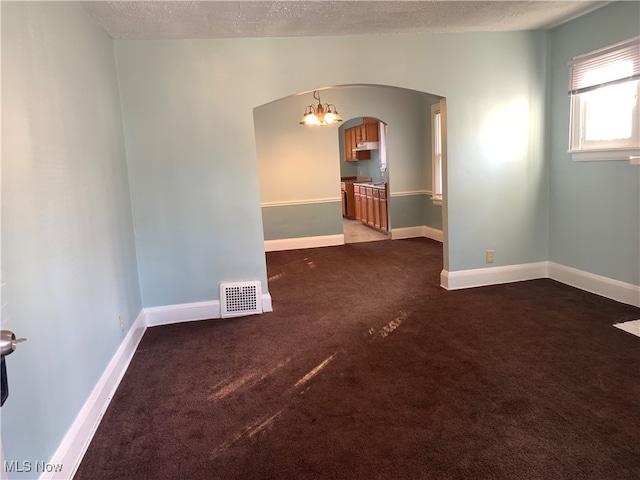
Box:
299, 90, 342, 126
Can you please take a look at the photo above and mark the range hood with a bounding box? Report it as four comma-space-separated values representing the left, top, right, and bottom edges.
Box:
353, 141, 380, 152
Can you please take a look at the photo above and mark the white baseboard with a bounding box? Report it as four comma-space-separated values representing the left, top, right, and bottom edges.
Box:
441, 262, 549, 290
262, 293, 273, 313
145, 294, 273, 327
144, 300, 221, 327
43, 310, 147, 480
264, 234, 344, 252
548, 262, 640, 308
43, 291, 274, 479
391, 226, 443, 242
265, 228, 443, 251
441, 261, 640, 308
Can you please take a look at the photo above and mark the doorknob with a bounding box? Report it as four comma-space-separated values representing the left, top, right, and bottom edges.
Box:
1, 330, 26, 407
1, 330, 26, 357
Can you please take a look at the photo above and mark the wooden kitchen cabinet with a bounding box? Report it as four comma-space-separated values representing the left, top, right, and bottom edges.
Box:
345, 127, 366, 161
355, 125, 378, 144
355, 148, 371, 161
344, 130, 351, 161
353, 183, 388, 233
358, 186, 366, 223
345, 127, 355, 162
360, 120, 379, 143
359, 186, 368, 223
341, 182, 356, 219
366, 122, 379, 142
373, 189, 381, 229
365, 187, 375, 227
344, 119, 379, 162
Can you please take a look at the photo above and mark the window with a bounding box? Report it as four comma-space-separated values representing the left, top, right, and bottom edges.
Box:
568, 36, 640, 163
431, 100, 445, 205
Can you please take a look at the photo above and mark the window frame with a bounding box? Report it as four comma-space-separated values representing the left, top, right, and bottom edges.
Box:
568, 36, 640, 163
431, 101, 444, 206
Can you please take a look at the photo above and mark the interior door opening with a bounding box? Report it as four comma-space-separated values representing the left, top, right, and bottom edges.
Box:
254, 84, 446, 261
339, 117, 390, 244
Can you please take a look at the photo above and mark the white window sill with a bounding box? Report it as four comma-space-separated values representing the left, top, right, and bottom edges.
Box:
569, 148, 640, 164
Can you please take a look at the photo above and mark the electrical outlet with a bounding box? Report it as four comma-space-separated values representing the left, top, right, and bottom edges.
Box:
119, 315, 124, 331
486, 250, 495, 263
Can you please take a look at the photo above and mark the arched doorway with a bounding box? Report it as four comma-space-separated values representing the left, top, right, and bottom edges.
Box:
254, 84, 446, 255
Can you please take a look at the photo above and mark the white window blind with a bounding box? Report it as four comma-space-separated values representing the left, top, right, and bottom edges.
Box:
569, 36, 640, 95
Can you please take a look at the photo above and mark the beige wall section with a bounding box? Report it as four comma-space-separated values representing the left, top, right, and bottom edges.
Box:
254, 85, 442, 205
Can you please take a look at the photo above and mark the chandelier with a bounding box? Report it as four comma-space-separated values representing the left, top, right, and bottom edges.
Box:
299, 90, 342, 126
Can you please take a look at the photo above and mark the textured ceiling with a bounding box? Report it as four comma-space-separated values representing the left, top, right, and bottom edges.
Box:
82, 1, 610, 40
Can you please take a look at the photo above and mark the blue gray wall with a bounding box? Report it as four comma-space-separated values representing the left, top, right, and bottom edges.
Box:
114, 28, 548, 284
548, 1, 640, 286
2, 2, 141, 475
3, 1, 637, 476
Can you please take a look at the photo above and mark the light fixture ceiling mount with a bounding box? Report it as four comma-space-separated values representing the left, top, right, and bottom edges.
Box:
299, 90, 342, 126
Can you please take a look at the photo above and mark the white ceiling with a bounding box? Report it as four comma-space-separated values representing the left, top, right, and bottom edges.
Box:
82, 1, 610, 40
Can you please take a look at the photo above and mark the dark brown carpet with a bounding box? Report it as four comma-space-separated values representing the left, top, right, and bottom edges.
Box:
75, 238, 640, 480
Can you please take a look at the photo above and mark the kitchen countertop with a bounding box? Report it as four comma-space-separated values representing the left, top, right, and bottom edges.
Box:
353, 181, 387, 188
341, 176, 372, 183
